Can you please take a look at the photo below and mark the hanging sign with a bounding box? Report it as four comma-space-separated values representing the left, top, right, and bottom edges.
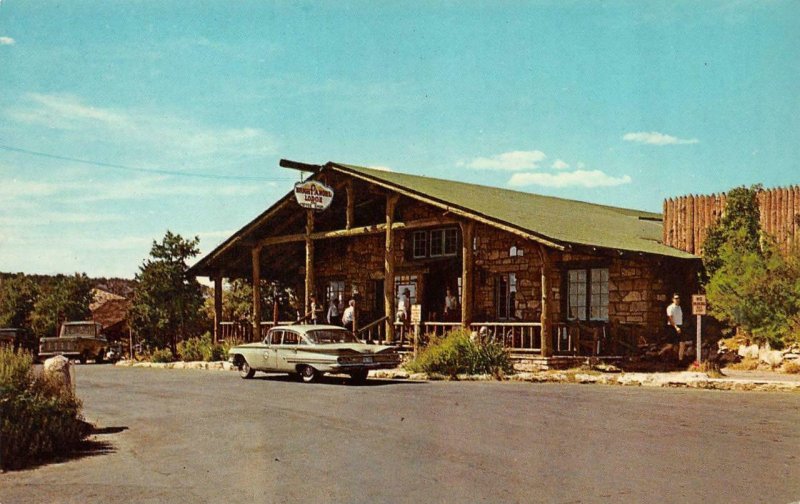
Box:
294, 180, 334, 211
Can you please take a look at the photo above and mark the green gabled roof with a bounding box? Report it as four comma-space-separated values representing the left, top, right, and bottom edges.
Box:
329, 163, 697, 259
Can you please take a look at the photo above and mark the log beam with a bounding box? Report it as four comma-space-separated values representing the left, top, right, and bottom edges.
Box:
304, 210, 315, 315
384, 194, 400, 342
346, 181, 354, 230
256, 216, 459, 247
460, 221, 475, 327
251, 246, 262, 341
213, 274, 223, 344
538, 244, 553, 357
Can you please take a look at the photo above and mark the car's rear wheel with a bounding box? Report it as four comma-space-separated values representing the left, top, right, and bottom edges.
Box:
96, 350, 105, 364
79, 352, 88, 364
300, 365, 318, 383
239, 359, 255, 379
349, 369, 369, 385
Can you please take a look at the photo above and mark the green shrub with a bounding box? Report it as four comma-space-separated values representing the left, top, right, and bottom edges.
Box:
0, 347, 91, 470
405, 329, 512, 379
177, 332, 226, 362
150, 347, 174, 363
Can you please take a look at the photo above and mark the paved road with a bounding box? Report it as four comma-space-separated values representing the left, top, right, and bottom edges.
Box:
2, 366, 799, 504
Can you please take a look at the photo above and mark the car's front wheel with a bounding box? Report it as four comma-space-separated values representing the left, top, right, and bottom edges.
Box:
239, 359, 255, 379
300, 365, 318, 383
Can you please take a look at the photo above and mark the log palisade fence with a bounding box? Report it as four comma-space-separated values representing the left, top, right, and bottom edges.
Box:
663, 186, 800, 256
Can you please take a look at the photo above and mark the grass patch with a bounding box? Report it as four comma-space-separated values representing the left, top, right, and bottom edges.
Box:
726, 357, 760, 371
405, 329, 512, 380
782, 360, 800, 374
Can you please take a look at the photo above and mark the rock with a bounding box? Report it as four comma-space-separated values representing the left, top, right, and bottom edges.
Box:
759, 349, 783, 368
43, 355, 73, 390
172, 361, 186, 369
738, 344, 759, 359
222, 361, 235, 371
783, 353, 800, 361
408, 373, 428, 381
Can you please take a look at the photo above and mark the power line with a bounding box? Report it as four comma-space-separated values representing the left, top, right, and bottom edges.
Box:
0, 143, 295, 182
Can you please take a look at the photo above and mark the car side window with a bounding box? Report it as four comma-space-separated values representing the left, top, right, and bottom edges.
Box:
282, 331, 299, 345
269, 330, 283, 345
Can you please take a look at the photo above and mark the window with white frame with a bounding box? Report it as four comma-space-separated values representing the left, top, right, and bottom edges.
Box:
412, 231, 427, 258
589, 268, 609, 320
567, 267, 609, 321
326, 280, 346, 305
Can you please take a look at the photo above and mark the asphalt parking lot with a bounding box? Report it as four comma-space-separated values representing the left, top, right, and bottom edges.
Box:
2, 365, 799, 504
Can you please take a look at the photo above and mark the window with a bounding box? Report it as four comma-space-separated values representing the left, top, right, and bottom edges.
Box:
495, 274, 516, 320
567, 267, 609, 321
411, 228, 459, 259
282, 331, 299, 345
430, 229, 444, 256
269, 330, 283, 345
412, 231, 427, 258
394, 275, 418, 304
325, 281, 345, 305
590, 268, 609, 320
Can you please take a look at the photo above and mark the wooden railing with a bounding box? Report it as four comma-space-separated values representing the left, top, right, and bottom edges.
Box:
219, 321, 294, 342
359, 316, 388, 343
469, 322, 542, 351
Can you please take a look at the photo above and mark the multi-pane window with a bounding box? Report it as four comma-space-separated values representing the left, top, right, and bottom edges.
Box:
326, 281, 345, 305
411, 228, 459, 259
567, 270, 587, 320
412, 231, 427, 258
567, 268, 609, 321
589, 268, 609, 320
495, 273, 516, 320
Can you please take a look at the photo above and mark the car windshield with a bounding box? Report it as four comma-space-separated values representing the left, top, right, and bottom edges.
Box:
305, 329, 360, 344
63, 324, 96, 337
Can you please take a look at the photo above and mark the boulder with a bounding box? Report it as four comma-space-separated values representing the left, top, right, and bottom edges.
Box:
738, 344, 759, 359
43, 355, 73, 390
759, 348, 784, 368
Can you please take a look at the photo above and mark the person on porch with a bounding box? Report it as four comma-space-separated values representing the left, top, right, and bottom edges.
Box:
342, 299, 356, 333
444, 287, 458, 322
666, 293, 688, 360
326, 295, 340, 325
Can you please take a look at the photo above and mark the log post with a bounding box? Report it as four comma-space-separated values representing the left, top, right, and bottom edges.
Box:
538, 244, 553, 357
251, 246, 262, 341
213, 274, 223, 344
687, 195, 695, 254
384, 194, 400, 342
346, 181, 355, 230
460, 221, 475, 328
305, 210, 315, 316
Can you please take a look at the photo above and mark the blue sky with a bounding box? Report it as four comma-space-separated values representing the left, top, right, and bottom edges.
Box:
1, 1, 798, 278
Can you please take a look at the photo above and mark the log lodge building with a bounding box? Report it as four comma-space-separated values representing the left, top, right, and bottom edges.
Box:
189, 160, 700, 358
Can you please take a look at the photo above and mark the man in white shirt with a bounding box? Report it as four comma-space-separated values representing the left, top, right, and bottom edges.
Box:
666, 293, 687, 360
342, 299, 356, 333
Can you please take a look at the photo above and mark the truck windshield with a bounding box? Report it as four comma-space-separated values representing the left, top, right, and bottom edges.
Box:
305, 329, 359, 344
63, 325, 96, 337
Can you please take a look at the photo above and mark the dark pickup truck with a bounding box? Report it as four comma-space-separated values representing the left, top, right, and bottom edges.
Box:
38, 321, 108, 363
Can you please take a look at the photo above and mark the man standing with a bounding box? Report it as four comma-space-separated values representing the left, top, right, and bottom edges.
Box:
342, 299, 356, 334
667, 293, 687, 360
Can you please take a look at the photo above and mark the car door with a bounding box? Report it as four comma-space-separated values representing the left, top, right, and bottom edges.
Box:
276, 330, 300, 372
260, 330, 281, 371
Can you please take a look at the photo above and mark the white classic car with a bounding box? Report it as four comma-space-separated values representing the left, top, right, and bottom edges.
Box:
227, 325, 402, 384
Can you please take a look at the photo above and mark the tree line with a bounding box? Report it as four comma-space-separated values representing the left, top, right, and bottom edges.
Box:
0, 231, 297, 354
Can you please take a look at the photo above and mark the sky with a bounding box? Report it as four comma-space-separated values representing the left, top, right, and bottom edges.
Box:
1, 0, 799, 279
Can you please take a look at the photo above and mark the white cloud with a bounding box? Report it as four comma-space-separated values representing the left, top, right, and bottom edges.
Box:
508, 170, 632, 188
551, 159, 569, 170
622, 131, 699, 145
461, 150, 546, 171
0, 36, 15, 45
7, 93, 277, 169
